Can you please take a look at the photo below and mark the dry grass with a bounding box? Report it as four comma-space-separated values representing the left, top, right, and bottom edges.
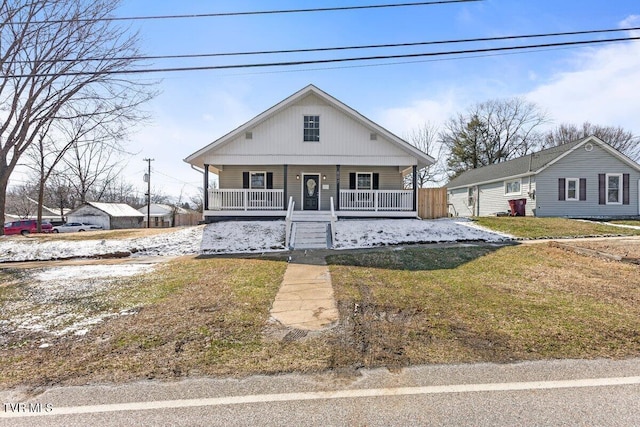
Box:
25, 227, 185, 242
474, 217, 640, 239
562, 239, 640, 259
1, 244, 639, 389
326, 245, 640, 367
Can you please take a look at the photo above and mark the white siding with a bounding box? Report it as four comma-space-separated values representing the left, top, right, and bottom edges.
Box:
205, 93, 417, 167
534, 143, 640, 217
67, 206, 111, 230
449, 177, 536, 217
448, 187, 474, 217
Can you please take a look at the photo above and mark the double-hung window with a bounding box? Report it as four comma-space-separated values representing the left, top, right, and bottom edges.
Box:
356, 172, 373, 190
303, 115, 320, 142
606, 173, 622, 204
250, 171, 266, 189
566, 178, 578, 201
467, 187, 474, 207
504, 179, 521, 196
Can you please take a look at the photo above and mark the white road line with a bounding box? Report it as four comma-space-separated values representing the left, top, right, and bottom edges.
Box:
3, 376, 640, 418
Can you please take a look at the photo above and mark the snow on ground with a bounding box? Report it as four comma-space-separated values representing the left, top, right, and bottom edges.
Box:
0, 219, 511, 344
0, 226, 205, 263
200, 221, 286, 254
0, 219, 512, 262
333, 218, 512, 249
0, 263, 155, 342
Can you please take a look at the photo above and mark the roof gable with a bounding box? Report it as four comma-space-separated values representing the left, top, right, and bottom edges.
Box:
184, 84, 434, 169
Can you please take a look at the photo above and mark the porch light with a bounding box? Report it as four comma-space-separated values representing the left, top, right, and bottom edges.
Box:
322, 175, 327, 180
296, 174, 300, 180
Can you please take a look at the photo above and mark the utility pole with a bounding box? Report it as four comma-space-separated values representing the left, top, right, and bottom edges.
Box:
143, 158, 154, 228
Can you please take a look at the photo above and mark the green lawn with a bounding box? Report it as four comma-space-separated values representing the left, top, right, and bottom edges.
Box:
473, 216, 640, 239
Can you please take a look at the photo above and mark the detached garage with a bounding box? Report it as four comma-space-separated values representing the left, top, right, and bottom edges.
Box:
66, 202, 144, 230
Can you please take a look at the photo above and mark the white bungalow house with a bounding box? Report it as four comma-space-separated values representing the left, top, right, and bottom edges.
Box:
184, 85, 434, 222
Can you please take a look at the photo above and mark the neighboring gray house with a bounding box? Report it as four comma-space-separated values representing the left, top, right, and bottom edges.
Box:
184, 84, 434, 222
66, 202, 144, 230
447, 136, 640, 218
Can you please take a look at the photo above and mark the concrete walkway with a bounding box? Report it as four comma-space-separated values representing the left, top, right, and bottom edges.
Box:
270, 254, 338, 331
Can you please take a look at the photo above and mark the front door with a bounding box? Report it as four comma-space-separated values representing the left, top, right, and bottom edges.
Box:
303, 175, 319, 210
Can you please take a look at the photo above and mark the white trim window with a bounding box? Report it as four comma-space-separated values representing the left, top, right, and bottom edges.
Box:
303, 115, 320, 142
467, 187, 475, 207
504, 179, 521, 196
566, 178, 579, 201
250, 171, 266, 189
606, 173, 622, 204
356, 172, 373, 190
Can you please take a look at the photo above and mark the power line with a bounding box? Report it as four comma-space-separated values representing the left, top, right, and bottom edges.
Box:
18, 26, 640, 64
16, 1, 482, 24
8, 36, 640, 78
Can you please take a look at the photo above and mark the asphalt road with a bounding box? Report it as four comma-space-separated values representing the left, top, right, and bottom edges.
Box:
1, 358, 638, 426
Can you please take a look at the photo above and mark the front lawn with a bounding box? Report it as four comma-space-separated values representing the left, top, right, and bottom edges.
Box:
1, 244, 639, 388
326, 245, 640, 366
473, 216, 640, 239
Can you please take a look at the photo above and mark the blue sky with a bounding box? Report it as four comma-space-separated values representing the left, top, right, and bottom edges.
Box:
20, 0, 640, 201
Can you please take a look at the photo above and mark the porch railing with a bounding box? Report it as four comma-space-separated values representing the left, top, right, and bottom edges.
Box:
339, 190, 413, 211
208, 189, 285, 211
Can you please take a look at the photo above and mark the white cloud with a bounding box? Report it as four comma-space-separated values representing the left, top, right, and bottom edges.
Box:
378, 91, 458, 136
526, 22, 640, 134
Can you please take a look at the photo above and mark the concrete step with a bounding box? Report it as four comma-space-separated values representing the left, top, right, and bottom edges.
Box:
291, 211, 333, 222
292, 222, 330, 249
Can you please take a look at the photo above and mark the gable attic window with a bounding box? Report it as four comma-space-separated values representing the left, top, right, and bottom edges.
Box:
303, 115, 320, 142
504, 179, 521, 196
245, 132, 253, 140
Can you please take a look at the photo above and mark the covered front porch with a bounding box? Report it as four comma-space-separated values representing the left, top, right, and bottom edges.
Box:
201, 163, 420, 221
204, 188, 416, 218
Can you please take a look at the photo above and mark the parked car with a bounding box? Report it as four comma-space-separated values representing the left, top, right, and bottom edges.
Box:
3, 219, 53, 236
52, 222, 103, 233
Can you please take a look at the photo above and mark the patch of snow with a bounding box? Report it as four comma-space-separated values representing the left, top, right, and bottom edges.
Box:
333, 218, 512, 249
1, 264, 157, 339
33, 264, 154, 282
0, 226, 205, 262
200, 221, 286, 254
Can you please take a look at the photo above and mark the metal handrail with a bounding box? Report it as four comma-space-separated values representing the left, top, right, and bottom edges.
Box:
285, 197, 295, 249
329, 196, 337, 247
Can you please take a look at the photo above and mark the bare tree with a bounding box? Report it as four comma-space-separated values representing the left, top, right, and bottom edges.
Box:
543, 122, 640, 160
190, 190, 204, 213
95, 177, 144, 206
63, 135, 127, 204
5, 184, 38, 218
0, 0, 156, 235
403, 123, 444, 188
441, 98, 548, 178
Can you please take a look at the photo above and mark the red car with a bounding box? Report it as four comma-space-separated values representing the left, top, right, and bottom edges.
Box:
3, 219, 53, 236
